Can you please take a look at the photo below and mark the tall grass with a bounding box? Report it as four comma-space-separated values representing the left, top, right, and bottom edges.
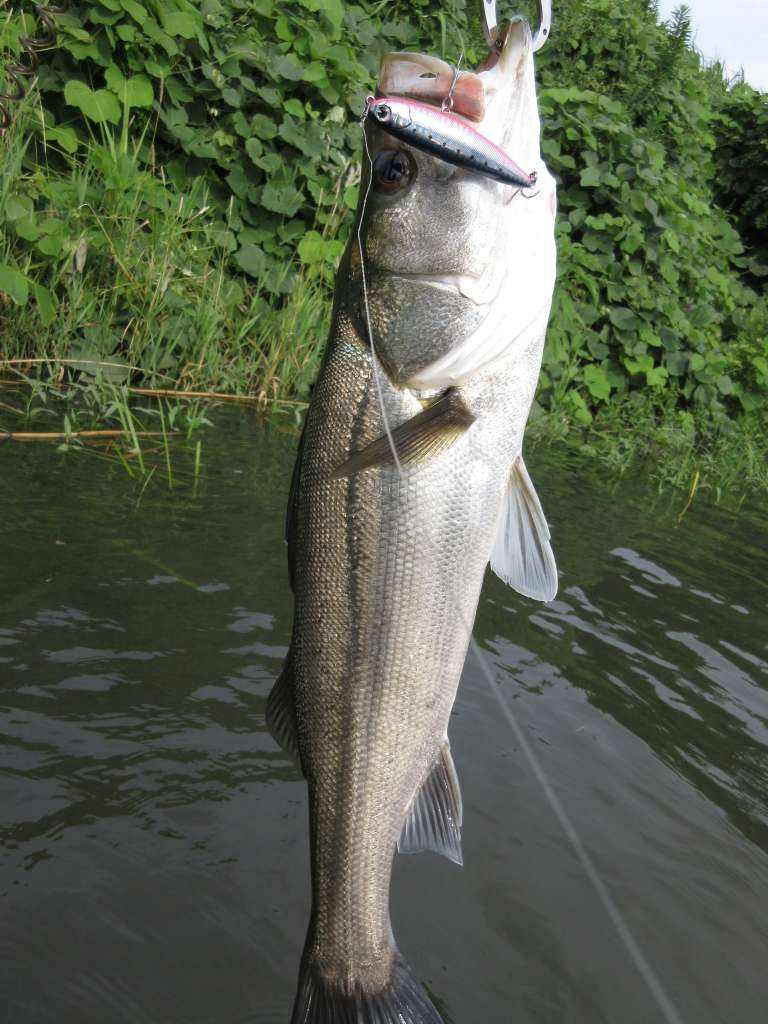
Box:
1, 92, 333, 403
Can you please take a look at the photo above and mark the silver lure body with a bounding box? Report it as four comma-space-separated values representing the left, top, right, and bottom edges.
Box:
271, 18, 558, 1024
368, 96, 537, 190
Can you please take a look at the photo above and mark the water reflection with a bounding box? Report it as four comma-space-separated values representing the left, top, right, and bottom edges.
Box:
1, 412, 767, 1023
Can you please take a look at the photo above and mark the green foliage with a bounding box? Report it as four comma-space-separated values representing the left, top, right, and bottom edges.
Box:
531, 0, 766, 430
0, 0, 766, 486
0, 91, 329, 399
712, 83, 768, 277
16, 0, 473, 293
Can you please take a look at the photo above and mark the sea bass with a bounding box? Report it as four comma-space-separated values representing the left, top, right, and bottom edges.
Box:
269, 17, 557, 1024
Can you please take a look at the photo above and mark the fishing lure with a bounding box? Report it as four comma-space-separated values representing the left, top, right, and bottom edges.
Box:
366, 95, 537, 190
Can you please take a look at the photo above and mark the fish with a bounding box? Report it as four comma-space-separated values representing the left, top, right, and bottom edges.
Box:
268, 15, 558, 1024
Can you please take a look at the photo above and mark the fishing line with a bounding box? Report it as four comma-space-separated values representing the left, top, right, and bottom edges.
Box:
357, 103, 403, 476
441, 49, 464, 112
466, 634, 686, 1024
356, 61, 684, 1024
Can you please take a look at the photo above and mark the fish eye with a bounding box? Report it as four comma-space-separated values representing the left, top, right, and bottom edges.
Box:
371, 149, 417, 195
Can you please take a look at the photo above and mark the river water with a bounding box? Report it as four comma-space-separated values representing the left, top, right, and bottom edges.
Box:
1, 409, 766, 1024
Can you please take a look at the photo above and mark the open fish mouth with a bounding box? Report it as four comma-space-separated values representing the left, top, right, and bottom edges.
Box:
377, 16, 538, 158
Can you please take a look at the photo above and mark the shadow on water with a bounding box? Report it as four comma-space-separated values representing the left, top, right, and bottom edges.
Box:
1, 407, 766, 1024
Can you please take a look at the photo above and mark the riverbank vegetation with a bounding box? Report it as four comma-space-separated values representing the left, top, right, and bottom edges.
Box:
1, 0, 766, 495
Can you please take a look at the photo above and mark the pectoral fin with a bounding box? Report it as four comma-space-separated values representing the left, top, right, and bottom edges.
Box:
398, 741, 463, 866
490, 455, 558, 602
332, 389, 474, 478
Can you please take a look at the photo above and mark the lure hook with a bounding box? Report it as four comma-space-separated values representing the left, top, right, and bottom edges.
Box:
481, 0, 552, 53
441, 50, 464, 113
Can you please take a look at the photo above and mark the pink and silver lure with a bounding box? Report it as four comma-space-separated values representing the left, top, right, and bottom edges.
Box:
366, 95, 537, 190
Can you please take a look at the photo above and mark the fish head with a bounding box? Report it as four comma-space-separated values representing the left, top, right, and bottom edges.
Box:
343, 17, 557, 389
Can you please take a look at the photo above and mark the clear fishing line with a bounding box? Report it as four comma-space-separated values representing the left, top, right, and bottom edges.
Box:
355, 72, 686, 1024
441, 48, 464, 112
466, 635, 686, 1024
357, 108, 403, 477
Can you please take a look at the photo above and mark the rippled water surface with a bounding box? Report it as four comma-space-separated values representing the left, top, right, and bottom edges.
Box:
1, 411, 766, 1024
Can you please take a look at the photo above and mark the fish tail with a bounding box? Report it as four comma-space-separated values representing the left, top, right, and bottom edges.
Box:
290, 946, 444, 1024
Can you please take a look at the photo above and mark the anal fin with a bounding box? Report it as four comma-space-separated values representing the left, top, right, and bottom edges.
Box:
332, 388, 474, 478
490, 454, 558, 602
266, 658, 301, 762
398, 741, 463, 866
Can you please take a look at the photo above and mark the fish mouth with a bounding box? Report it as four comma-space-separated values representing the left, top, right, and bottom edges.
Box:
377, 18, 536, 155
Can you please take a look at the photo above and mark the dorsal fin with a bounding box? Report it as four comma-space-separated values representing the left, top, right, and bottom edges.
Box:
490, 455, 558, 601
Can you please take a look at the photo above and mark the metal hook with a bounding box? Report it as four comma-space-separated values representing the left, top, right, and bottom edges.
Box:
480, 0, 552, 53
481, 0, 501, 51
442, 50, 464, 112
532, 0, 552, 52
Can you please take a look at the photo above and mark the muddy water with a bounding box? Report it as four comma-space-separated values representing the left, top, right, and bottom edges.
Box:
1, 410, 766, 1024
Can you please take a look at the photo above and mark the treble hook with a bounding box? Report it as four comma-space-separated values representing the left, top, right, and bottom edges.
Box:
481, 0, 552, 53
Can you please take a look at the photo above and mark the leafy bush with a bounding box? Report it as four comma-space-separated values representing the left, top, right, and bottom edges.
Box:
0, 0, 765, 444
13, 0, 474, 293
531, 0, 765, 425
712, 83, 768, 277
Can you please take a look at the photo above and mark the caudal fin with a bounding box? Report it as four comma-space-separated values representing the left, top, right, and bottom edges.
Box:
291, 948, 444, 1024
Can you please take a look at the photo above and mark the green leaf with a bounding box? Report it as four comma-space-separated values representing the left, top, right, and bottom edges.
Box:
37, 234, 64, 256
608, 306, 640, 331
297, 229, 343, 264
646, 366, 668, 388
46, 124, 79, 153
244, 137, 263, 162
162, 11, 199, 38
106, 65, 154, 108
689, 353, 706, 372
582, 364, 611, 401
564, 390, 593, 425
63, 80, 121, 124
284, 98, 305, 119
271, 54, 304, 81
15, 217, 40, 241
3, 196, 31, 221
579, 166, 601, 187
0, 264, 29, 306
299, 0, 344, 32
234, 244, 266, 277
303, 62, 327, 84
119, 0, 147, 25
33, 283, 57, 326
251, 113, 278, 139
261, 183, 304, 216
